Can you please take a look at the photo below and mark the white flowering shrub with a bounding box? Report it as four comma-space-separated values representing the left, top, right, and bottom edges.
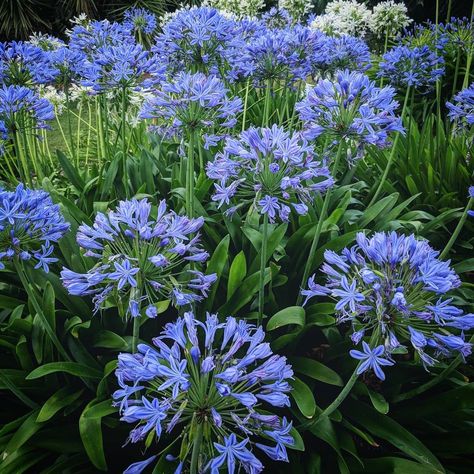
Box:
370, 1, 412, 38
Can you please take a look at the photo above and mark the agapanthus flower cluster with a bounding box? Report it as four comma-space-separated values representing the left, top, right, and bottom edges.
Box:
378, 45, 445, 93
0, 185, 69, 272
0, 41, 58, 86
207, 125, 334, 221
446, 83, 474, 132
80, 43, 158, 92
61, 199, 216, 316
310, 0, 371, 38
140, 72, 242, 145
114, 312, 294, 473
46, 46, 87, 88
123, 7, 157, 36
370, 1, 411, 39
28, 33, 65, 51
227, 26, 311, 85
68, 19, 133, 58
301, 232, 473, 380
153, 7, 238, 75
296, 70, 403, 157
278, 0, 312, 20
261, 7, 294, 29
0, 84, 55, 134
309, 34, 371, 75
207, 0, 265, 18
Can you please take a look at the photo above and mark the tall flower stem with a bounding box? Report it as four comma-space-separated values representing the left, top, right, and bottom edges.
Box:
296, 142, 344, 306
14, 259, 70, 362
263, 79, 272, 127
368, 85, 411, 207
132, 316, 140, 354
462, 0, 474, 89
258, 213, 269, 326
242, 79, 250, 132
440, 196, 474, 259
186, 131, 195, 217
121, 86, 129, 198
13, 129, 30, 186
190, 418, 204, 474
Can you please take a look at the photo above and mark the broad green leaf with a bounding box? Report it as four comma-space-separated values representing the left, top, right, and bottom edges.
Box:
347, 400, 444, 472
26, 362, 102, 380
289, 356, 343, 386
267, 306, 305, 331
360, 457, 440, 474
79, 400, 113, 471
227, 251, 247, 300
36, 387, 84, 422
3, 409, 42, 459
291, 377, 316, 418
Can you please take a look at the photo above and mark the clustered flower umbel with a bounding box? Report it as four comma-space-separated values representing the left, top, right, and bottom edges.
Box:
207, 124, 334, 222
0, 84, 55, 136
296, 70, 404, 159
309, 0, 411, 39
447, 82, 474, 132
378, 44, 445, 93
114, 312, 294, 474
123, 7, 157, 36
61, 199, 216, 316
0, 185, 69, 272
302, 231, 473, 380
140, 71, 242, 146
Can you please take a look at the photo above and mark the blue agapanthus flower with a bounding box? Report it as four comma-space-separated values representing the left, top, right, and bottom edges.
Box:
207, 125, 334, 222
0, 41, 58, 86
0, 184, 69, 272
140, 72, 242, 145
296, 70, 403, 157
61, 199, 216, 316
80, 43, 157, 91
114, 312, 294, 473
0, 84, 55, 133
378, 44, 445, 93
153, 7, 238, 75
226, 25, 311, 85
123, 7, 157, 35
68, 19, 133, 57
446, 83, 474, 131
46, 46, 87, 88
301, 231, 472, 379
310, 34, 371, 75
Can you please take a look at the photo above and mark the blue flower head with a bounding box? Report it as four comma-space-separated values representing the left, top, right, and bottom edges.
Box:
0, 85, 55, 133
207, 125, 334, 222
140, 72, 242, 145
154, 7, 238, 75
301, 231, 472, 379
0, 185, 69, 272
123, 7, 157, 36
296, 70, 404, 157
0, 41, 58, 86
446, 83, 474, 133
61, 199, 215, 316
114, 312, 294, 473
378, 44, 445, 93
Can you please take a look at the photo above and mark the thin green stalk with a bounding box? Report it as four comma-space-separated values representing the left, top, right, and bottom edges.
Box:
65, 88, 75, 161
186, 132, 195, 217
242, 79, 250, 132
263, 79, 272, 127
55, 114, 73, 156
296, 142, 344, 306
76, 101, 83, 168
132, 316, 140, 354
258, 213, 269, 326
190, 418, 204, 474
368, 86, 411, 207
440, 197, 474, 259
462, 0, 474, 89
122, 86, 129, 197
451, 49, 461, 98
14, 129, 30, 186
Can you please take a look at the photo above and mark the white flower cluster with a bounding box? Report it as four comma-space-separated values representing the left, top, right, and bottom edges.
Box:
278, 0, 313, 20
310, 0, 411, 39
38, 86, 67, 114
371, 1, 412, 38
206, 0, 265, 18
